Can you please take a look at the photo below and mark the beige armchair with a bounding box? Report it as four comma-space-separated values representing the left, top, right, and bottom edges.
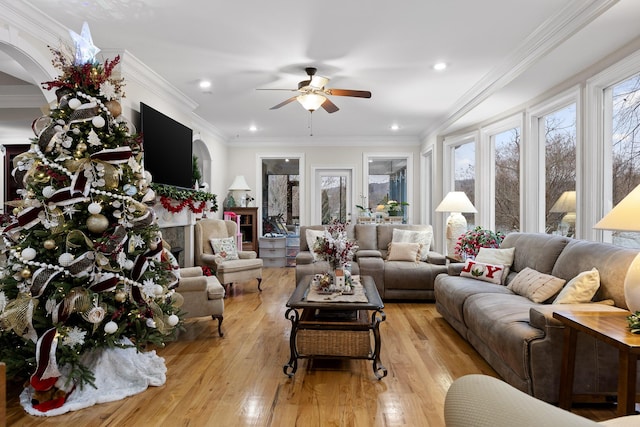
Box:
194, 219, 263, 293
176, 266, 225, 336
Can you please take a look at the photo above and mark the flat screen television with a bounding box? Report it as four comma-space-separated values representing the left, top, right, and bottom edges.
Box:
140, 102, 193, 189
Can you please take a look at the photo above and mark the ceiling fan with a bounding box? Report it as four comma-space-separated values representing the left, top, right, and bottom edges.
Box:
259, 67, 371, 113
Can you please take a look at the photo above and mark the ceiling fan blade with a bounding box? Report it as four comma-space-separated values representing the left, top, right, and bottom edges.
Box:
321, 98, 339, 113
310, 75, 329, 89
270, 96, 298, 110
257, 88, 298, 91
325, 89, 371, 98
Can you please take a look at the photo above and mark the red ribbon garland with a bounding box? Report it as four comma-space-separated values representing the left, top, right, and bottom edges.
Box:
159, 196, 207, 214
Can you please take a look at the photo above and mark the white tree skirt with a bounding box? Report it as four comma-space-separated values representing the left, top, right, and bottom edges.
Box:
20, 339, 167, 417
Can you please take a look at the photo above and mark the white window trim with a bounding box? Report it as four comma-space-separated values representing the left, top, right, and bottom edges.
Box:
420, 147, 434, 227
525, 86, 581, 235
586, 48, 640, 242
362, 152, 414, 224
480, 114, 524, 231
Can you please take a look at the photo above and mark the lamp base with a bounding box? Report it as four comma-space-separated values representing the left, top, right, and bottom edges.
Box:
625, 253, 640, 313
446, 212, 467, 258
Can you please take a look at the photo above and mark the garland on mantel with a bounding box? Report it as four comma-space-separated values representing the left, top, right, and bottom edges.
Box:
151, 183, 218, 214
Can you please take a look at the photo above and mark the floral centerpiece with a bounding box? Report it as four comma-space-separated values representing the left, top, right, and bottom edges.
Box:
312, 221, 359, 270
454, 226, 505, 259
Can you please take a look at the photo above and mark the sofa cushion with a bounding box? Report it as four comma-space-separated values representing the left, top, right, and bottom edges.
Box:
387, 242, 421, 262
507, 267, 565, 303
210, 237, 239, 260
500, 233, 570, 275
392, 227, 433, 261
384, 260, 447, 291
476, 247, 515, 283
354, 224, 378, 250
460, 259, 505, 285
552, 268, 600, 304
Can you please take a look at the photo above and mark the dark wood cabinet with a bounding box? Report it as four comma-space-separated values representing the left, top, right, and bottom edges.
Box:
228, 207, 259, 254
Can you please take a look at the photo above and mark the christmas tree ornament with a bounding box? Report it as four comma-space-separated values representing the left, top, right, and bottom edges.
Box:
43, 239, 56, 250
145, 318, 156, 328
88, 202, 102, 214
104, 321, 118, 334
76, 142, 87, 152
105, 100, 122, 117
42, 186, 56, 198
69, 21, 100, 65
21, 247, 37, 261
58, 252, 75, 267
20, 268, 32, 279
114, 290, 127, 302
68, 98, 82, 110
86, 213, 109, 234
92, 116, 106, 128
167, 314, 179, 326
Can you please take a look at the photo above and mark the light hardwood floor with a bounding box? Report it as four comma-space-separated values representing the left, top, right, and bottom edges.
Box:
5, 267, 618, 426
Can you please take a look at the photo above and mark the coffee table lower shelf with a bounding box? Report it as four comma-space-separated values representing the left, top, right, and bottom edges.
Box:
284, 308, 387, 379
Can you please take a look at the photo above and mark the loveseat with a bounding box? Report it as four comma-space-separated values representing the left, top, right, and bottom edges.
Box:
296, 224, 447, 300
434, 232, 640, 403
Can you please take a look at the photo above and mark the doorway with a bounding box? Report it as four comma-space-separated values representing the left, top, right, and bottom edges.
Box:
312, 168, 354, 224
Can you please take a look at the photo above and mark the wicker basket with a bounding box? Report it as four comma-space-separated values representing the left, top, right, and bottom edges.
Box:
297, 329, 371, 358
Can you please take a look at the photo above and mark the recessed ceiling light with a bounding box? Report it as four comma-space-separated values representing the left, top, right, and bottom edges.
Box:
390, 124, 400, 131
249, 125, 257, 132
199, 80, 212, 90
433, 62, 447, 71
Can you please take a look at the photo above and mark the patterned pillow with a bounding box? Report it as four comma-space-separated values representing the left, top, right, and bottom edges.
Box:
209, 237, 239, 260
475, 247, 515, 283
460, 259, 505, 285
305, 229, 325, 262
392, 228, 433, 261
507, 267, 565, 303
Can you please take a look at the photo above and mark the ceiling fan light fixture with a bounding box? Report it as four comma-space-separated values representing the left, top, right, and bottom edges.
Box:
297, 93, 326, 112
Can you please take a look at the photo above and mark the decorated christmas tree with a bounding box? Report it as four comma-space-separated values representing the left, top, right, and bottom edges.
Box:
0, 23, 184, 413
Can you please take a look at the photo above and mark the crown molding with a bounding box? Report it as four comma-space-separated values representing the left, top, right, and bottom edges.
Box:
226, 135, 420, 148
422, 0, 620, 140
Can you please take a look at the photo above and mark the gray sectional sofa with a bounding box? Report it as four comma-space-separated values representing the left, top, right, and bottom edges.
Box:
296, 224, 447, 300
434, 232, 640, 403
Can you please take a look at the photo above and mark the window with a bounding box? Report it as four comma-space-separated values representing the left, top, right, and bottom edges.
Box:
610, 73, 640, 247
364, 154, 413, 223
493, 127, 521, 234
454, 141, 475, 227
261, 158, 300, 232
544, 103, 576, 236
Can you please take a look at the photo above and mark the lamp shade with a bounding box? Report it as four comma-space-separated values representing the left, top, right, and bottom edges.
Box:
228, 175, 250, 191
435, 191, 477, 213
550, 191, 576, 213
594, 184, 640, 231
296, 93, 326, 112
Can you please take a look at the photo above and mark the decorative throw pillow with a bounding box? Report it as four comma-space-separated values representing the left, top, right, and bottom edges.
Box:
476, 247, 515, 284
553, 268, 600, 304
460, 259, 505, 285
392, 227, 433, 261
209, 237, 239, 260
386, 242, 422, 262
305, 229, 325, 261
507, 267, 565, 303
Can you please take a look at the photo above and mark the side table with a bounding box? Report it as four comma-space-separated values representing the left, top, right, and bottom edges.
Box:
553, 310, 640, 416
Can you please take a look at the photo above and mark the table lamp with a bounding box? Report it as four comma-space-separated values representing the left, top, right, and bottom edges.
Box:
550, 191, 576, 236
594, 184, 640, 312
228, 175, 251, 207
435, 191, 477, 257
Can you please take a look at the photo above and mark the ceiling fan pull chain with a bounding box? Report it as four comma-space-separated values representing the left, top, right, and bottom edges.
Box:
308, 111, 313, 136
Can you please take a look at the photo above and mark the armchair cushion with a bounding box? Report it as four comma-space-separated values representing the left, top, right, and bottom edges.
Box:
210, 237, 239, 260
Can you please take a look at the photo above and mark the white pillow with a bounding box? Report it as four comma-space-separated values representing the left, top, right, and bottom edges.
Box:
305, 229, 325, 262
460, 259, 505, 285
476, 247, 515, 283
386, 242, 421, 262
553, 268, 600, 304
507, 267, 565, 303
392, 227, 433, 261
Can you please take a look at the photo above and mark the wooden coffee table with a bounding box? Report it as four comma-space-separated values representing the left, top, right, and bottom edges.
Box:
283, 275, 387, 379
553, 310, 640, 416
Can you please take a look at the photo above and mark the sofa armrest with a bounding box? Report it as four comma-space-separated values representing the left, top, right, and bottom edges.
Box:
426, 251, 446, 265
177, 275, 208, 292
447, 262, 465, 276
296, 251, 315, 265
180, 266, 203, 278
355, 249, 382, 259
238, 250, 257, 259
